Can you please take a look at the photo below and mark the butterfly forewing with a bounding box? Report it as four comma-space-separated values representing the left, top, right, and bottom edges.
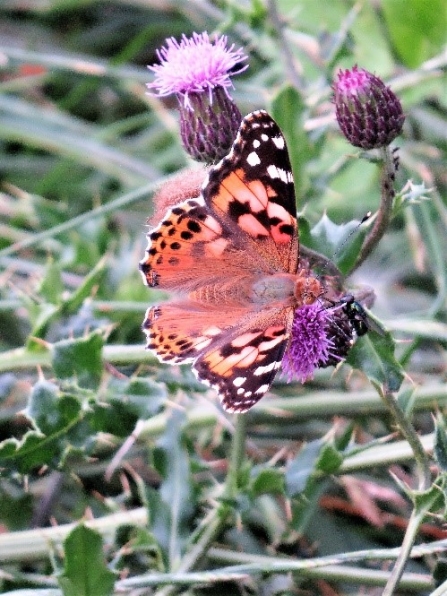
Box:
205, 110, 299, 275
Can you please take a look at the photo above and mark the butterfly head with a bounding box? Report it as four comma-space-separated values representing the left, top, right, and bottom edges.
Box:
294, 271, 323, 307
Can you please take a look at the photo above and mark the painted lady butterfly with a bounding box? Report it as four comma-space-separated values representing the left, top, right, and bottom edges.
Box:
139, 110, 323, 412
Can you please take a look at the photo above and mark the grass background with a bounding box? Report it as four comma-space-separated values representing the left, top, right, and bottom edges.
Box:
0, 1, 447, 595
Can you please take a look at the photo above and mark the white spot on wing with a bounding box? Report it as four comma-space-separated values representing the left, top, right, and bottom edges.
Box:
272, 135, 285, 149
254, 384, 269, 395
204, 326, 222, 337
267, 165, 292, 183
254, 361, 278, 376
247, 151, 261, 166
233, 376, 247, 387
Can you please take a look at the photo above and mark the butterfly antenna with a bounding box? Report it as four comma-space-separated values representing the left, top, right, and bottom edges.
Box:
332, 210, 372, 266
303, 210, 373, 301
306, 212, 379, 341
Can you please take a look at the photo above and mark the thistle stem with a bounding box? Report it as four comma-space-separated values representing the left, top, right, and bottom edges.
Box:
379, 386, 432, 595
224, 413, 248, 500
379, 387, 431, 491
351, 146, 396, 272
382, 509, 426, 596
155, 413, 247, 596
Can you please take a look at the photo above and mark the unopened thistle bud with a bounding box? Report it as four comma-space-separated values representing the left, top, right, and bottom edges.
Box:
333, 66, 405, 150
147, 32, 247, 163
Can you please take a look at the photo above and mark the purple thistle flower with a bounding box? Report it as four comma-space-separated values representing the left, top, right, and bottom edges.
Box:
147, 32, 247, 162
333, 65, 405, 150
282, 303, 335, 383
148, 32, 247, 106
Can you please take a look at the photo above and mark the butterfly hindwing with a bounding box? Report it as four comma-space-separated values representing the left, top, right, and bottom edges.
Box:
194, 319, 292, 412
143, 301, 251, 364
144, 300, 294, 411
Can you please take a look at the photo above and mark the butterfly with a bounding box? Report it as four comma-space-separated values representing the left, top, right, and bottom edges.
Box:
139, 110, 323, 412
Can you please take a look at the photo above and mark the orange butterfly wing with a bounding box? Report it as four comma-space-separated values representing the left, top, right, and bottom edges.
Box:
140, 111, 301, 411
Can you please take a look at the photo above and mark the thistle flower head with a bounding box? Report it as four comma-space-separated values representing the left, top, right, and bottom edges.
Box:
147, 32, 247, 162
282, 303, 335, 383
320, 302, 356, 368
333, 65, 405, 149
148, 32, 247, 104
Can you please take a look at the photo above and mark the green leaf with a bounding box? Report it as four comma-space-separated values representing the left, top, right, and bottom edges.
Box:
92, 375, 167, 437
38, 259, 64, 304
310, 213, 369, 273
382, 0, 447, 68
27, 380, 82, 436
52, 330, 104, 389
346, 328, 404, 393
0, 381, 96, 473
0, 485, 33, 530
63, 256, 107, 315
412, 480, 445, 517
150, 409, 194, 566
25, 258, 107, 348
435, 414, 447, 472
396, 385, 417, 417
334, 421, 355, 452
316, 443, 343, 474
58, 524, 116, 596
250, 468, 285, 497
115, 525, 165, 571
27, 302, 59, 348
0, 432, 55, 474
145, 486, 171, 568
285, 439, 324, 497
290, 475, 329, 534
271, 87, 311, 200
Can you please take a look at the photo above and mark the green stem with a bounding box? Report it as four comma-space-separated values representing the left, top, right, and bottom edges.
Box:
0, 299, 150, 314
351, 146, 395, 273
267, 0, 304, 92
155, 413, 247, 596
380, 387, 431, 491
417, 202, 447, 317
429, 577, 447, 596
0, 45, 150, 83
120, 563, 431, 591
379, 387, 432, 596
382, 509, 426, 596
223, 413, 248, 500
0, 181, 157, 259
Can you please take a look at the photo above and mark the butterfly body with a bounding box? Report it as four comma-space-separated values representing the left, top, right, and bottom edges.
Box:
140, 110, 321, 412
